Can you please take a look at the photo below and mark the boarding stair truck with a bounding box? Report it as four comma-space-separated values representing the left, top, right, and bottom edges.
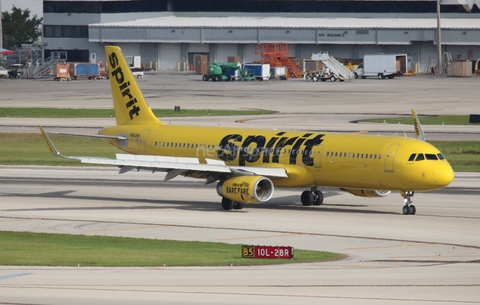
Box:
202, 62, 254, 81
353, 54, 407, 79
310, 52, 354, 81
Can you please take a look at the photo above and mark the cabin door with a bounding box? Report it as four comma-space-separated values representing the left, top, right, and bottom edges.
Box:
138, 129, 151, 154
384, 144, 400, 172
312, 144, 324, 168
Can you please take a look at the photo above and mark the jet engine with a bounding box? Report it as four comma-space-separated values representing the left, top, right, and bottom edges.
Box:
341, 188, 391, 198
217, 176, 274, 204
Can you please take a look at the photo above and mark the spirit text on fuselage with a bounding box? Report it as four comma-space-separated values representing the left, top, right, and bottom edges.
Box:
216, 132, 324, 166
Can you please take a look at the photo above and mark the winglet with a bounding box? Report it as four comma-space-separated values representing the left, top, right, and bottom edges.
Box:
411, 109, 425, 141
39, 126, 63, 157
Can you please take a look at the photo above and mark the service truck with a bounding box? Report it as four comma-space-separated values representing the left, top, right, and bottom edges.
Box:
353, 54, 407, 79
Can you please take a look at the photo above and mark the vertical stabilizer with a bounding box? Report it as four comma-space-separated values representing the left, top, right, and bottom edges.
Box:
411, 109, 426, 141
105, 46, 162, 126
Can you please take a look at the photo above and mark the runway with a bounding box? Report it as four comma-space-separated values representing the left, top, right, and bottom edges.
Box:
0, 73, 479, 304
0, 167, 479, 305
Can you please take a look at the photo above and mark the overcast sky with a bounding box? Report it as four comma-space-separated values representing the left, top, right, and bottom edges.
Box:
1, 0, 43, 17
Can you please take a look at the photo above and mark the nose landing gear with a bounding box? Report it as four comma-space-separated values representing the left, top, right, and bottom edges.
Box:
401, 191, 416, 215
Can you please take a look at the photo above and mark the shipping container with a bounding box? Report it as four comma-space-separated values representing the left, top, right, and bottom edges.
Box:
228, 56, 241, 63
244, 63, 270, 80
270, 66, 287, 80
53, 63, 70, 81
69, 63, 100, 80
99, 62, 108, 79
447, 61, 473, 77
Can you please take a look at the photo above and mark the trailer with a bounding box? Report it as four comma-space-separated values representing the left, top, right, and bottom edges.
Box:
353, 54, 407, 79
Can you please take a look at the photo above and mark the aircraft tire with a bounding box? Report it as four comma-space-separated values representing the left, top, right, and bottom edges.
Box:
409, 205, 416, 215
402, 205, 409, 215
222, 197, 234, 210
313, 190, 324, 206
301, 191, 314, 206
233, 202, 244, 210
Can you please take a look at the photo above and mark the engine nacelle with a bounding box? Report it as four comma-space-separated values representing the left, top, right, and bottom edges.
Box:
217, 176, 274, 204
341, 188, 391, 198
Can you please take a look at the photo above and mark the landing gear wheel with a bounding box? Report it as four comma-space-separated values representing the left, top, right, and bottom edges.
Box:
301, 191, 314, 206
401, 191, 415, 215
409, 205, 416, 215
221, 197, 234, 211
313, 190, 324, 206
234, 202, 244, 210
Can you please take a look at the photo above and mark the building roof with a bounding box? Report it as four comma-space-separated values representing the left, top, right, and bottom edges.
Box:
91, 16, 480, 29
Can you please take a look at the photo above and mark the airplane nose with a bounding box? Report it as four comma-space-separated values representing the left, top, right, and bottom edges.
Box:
435, 162, 455, 188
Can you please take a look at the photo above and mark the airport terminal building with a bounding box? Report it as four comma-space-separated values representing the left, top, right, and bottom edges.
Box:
43, 0, 480, 72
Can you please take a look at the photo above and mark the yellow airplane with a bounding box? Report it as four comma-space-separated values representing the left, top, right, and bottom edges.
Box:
40, 46, 454, 215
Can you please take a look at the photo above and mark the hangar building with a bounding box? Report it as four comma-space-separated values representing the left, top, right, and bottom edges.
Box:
42, 0, 480, 72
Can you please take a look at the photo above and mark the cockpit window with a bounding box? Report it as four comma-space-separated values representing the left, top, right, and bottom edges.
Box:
415, 154, 425, 161
437, 153, 445, 160
408, 153, 416, 161
425, 154, 438, 160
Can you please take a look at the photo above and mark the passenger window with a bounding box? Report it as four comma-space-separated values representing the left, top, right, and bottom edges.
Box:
425, 154, 438, 160
415, 154, 425, 161
408, 153, 416, 161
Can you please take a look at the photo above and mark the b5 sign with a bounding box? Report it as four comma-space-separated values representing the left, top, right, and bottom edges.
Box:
242, 245, 294, 259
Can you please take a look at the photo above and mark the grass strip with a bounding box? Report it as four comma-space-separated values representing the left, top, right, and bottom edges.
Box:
362, 115, 475, 125
0, 108, 275, 118
0, 231, 341, 267
0, 134, 479, 171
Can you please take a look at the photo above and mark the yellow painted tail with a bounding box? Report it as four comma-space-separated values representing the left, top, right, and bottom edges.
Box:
106, 46, 162, 125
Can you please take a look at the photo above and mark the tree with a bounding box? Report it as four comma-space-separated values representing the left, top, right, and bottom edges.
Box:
2, 6, 43, 49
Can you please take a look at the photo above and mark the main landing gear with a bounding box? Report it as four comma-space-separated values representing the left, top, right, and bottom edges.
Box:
221, 197, 244, 211
301, 187, 324, 206
401, 191, 416, 215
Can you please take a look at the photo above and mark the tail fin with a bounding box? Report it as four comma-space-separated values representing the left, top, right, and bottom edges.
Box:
411, 109, 426, 141
106, 46, 162, 126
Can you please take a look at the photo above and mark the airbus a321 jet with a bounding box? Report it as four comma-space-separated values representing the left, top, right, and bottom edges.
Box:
40, 46, 454, 215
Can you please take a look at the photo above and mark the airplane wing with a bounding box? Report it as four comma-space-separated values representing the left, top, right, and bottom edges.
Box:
39, 126, 288, 182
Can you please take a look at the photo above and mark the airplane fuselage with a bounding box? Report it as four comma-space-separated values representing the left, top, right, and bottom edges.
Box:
100, 124, 453, 192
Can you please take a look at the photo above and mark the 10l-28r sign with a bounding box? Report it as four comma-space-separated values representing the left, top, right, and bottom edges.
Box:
242, 245, 294, 259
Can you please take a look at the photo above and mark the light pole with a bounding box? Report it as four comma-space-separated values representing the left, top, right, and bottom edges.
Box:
437, 0, 442, 74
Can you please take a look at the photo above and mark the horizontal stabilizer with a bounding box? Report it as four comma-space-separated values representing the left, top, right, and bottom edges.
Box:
45, 131, 127, 141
